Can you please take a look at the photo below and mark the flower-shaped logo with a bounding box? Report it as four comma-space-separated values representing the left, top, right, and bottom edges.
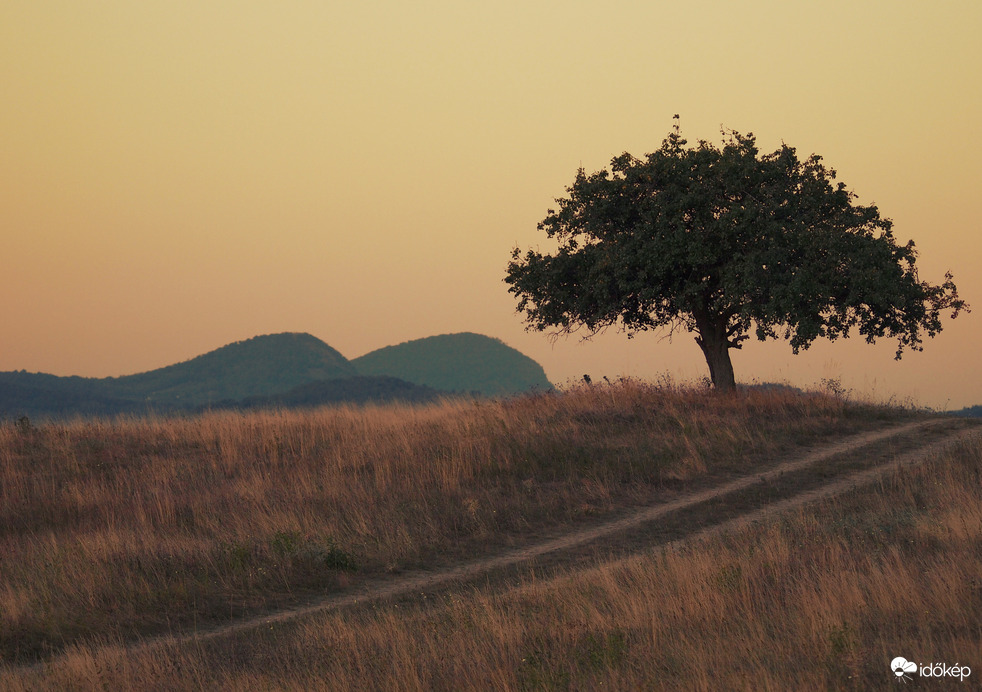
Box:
892, 657, 917, 683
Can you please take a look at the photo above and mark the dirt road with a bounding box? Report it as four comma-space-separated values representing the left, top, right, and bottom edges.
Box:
15, 417, 982, 669
190, 418, 980, 641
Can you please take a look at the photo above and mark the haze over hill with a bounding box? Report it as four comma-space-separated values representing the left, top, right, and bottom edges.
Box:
0, 332, 553, 419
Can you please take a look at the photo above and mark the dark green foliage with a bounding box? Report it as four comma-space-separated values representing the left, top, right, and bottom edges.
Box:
950, 405, 982, 418
14, 415, 35, 435
506, 121, 967, 390
316, 537, 358, 572
352, 332, 553, 396
268, 531, 357, 571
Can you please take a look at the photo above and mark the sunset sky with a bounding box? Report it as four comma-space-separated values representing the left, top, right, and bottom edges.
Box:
2, 1, 980, 409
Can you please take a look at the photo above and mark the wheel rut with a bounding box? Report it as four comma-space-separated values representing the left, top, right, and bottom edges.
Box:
16, 417, 982, 668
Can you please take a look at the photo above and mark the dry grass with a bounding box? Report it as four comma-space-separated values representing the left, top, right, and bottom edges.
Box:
294, 435, 978, 692
5, 423, 977, 691
0, 381, 914, 667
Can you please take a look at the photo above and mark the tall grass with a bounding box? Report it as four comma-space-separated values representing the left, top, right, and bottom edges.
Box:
0, 381, 912, 664
6, 427, 976, 691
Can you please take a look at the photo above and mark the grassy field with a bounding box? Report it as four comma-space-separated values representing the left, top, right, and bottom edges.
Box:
5, 380, 976, 689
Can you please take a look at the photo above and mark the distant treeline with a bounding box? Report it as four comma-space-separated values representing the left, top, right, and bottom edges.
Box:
950, 405, 982, 418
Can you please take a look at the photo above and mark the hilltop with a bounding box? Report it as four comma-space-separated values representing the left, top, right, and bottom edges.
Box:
352, 332, 553, 396
0, 333, 356, 418
108, 332, 357, 407
0, 332, 553, 419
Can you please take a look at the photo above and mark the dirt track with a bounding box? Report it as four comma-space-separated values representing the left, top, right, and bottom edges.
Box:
188, 418, 981, 641
18, 417, 982, 667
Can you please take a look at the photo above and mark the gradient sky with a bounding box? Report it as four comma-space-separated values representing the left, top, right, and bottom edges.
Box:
2, 1, 980, 409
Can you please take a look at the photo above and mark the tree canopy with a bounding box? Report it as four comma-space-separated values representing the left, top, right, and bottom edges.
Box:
505, 121, 967, 390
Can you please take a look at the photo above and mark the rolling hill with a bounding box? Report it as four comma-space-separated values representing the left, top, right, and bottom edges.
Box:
104, 332, 357, 407
0, 333, 357, 419
1, 331, 553, 420
351, 332, 553, 396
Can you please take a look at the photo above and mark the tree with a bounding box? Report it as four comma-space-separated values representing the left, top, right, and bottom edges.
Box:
505, 121, 968, 391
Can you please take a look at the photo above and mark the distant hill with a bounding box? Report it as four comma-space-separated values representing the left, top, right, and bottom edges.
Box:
352, 333, 553, 396
0, 333, 357, 419
0, 373, 145, 420
104, 333, 356, 407
949, 405, 982, 418
1, 331, 553, 420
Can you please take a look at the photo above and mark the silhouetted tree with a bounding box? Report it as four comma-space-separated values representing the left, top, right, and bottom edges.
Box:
506, 120, 967, 391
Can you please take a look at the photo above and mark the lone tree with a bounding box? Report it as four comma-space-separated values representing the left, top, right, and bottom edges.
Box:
505, 121, 967, 391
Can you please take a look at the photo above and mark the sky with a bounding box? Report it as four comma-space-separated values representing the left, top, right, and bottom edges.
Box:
1, 1, 980, 410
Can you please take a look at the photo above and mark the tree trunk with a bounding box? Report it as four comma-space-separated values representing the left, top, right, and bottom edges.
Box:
694, 313, 737, 392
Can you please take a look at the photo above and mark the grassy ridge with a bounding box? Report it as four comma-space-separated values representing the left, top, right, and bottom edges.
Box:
1, 388, 977, 689
0, 381, 913, 666
197, 435, 976, 690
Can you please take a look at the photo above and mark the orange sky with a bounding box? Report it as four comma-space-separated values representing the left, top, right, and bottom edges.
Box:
2, 1, 980, 409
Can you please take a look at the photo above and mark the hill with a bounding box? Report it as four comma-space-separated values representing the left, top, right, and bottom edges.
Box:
0, 331, 554, 420
0, 333, 357, 419
104, 332, 357, 407
0, 373, 144, 419
351, 332, 553, 396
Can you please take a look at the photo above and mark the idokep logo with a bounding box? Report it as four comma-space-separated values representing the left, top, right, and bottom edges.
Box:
891, 656, 973, 683
892, 658, 917, 683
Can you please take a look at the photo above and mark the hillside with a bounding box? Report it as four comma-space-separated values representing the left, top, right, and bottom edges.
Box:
6, 382, 978, 688
0, 331, 554, 420
0, 373, 143, 419
352, 332, 553, 396
104, 332, 356, 407
0, 333, 357, 418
